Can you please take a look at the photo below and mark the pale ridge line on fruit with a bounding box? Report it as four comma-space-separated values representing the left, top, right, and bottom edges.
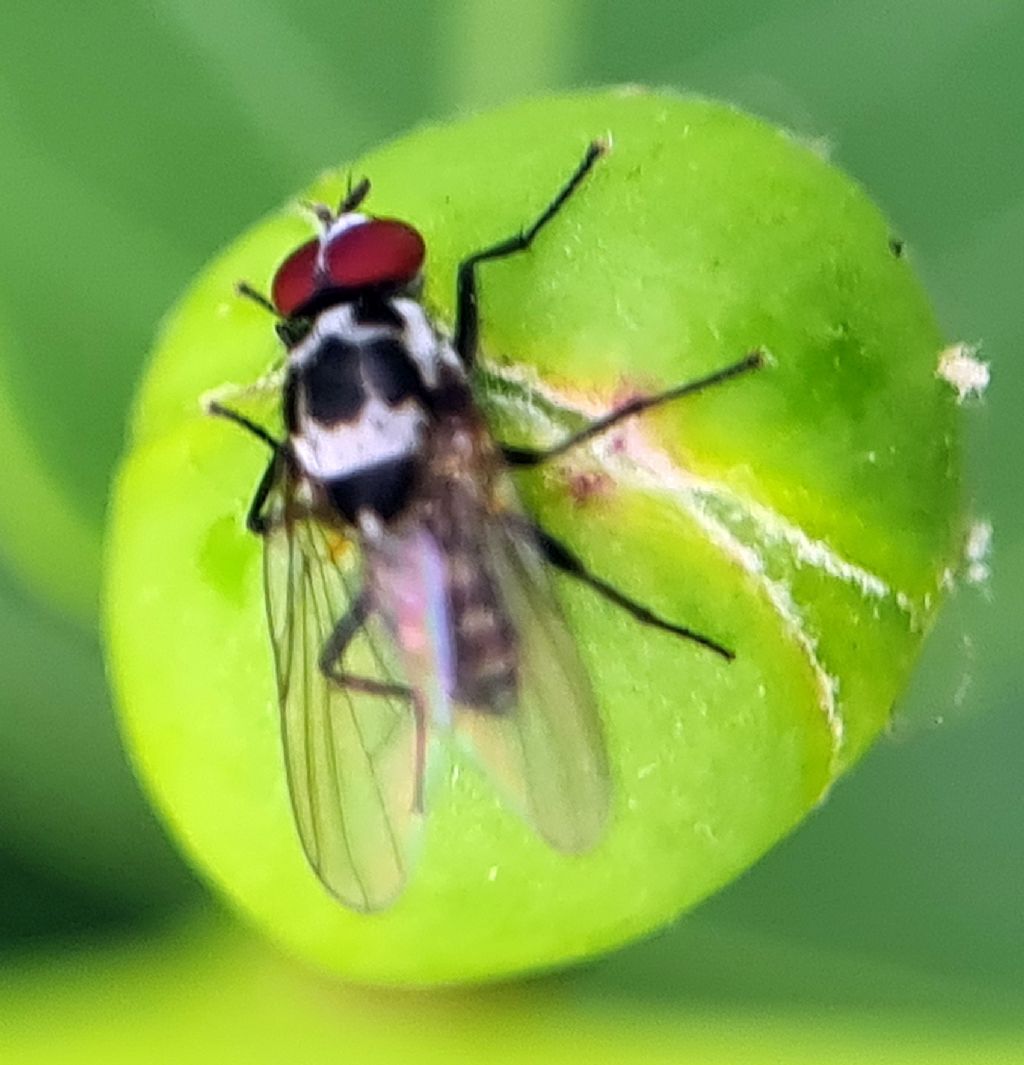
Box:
581, 417, 845, 774
199, 366, 287, 415
483, 377, 847, 771
676, 490, 845, 771
478, 359, 950, 777
481, 359, 920, 616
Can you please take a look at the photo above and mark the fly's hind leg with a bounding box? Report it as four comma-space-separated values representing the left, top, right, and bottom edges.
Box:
498, 355, 764, 658
520, 519, 734, 661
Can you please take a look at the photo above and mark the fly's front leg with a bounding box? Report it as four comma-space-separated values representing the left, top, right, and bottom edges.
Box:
245, 456, 280, 535
236, 281, 278, 316
454, 140, 606, 367
502, 352, 765, 468
206, 401, 287, 534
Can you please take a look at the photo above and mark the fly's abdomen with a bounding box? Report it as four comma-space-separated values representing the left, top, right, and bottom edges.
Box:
448, 554, 518, 711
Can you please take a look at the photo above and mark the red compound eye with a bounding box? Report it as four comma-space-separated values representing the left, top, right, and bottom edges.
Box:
270, 219, 425, 317
270, 238, 319, 317
323, 219, 425, 291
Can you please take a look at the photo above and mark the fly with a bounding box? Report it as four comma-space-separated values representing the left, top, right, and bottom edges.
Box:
206, 141, 764, 911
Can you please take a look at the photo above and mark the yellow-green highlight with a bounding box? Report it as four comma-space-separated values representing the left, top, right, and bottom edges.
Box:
3, 914, 1021, 1065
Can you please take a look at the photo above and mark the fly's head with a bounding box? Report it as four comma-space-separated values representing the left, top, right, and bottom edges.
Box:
269, 179, 426, 345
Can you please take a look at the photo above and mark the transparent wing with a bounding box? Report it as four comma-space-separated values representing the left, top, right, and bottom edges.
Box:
453, 504, 611, 853
262, 463, 421, 911
202, 356, 287, 434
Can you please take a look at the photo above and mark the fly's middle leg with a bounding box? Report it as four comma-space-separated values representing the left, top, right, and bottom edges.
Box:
319, 595, 424, 814
319, 592, 412, 699
242, 455, 281, 535
205, 402, 286, 535
502, 351, 765, 468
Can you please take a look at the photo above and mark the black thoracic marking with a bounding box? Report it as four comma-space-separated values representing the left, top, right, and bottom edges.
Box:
430, 367, 473, 416
302, 335, 365, 425
282, 372, 299, 435
362, 336, 426, 407
324, 457, 417, 523
354, 293, 404, 328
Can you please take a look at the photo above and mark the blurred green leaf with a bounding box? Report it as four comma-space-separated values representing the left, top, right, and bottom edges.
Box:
0, 320, 102, 625
0, 563, 195, 909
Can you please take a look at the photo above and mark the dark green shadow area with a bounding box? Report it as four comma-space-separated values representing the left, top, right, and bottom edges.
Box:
560, 557, 1021, 1025
0, 848, 125, 944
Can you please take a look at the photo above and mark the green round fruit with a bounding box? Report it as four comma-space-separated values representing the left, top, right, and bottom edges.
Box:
105, 89, 963, 984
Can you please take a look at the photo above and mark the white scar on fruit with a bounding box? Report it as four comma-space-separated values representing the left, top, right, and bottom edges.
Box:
936, 343, 989, 403
482, 360, 936, 783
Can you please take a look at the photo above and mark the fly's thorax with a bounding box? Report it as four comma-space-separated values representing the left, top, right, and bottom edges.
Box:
283, 296, 469, 523
286, 298, 462, 395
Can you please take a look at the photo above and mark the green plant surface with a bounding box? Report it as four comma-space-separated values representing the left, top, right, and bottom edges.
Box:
3, 914, 1021, 1065
105, 90, 963, 984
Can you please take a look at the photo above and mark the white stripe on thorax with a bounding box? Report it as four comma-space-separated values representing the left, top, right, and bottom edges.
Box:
292, 397, 425, 480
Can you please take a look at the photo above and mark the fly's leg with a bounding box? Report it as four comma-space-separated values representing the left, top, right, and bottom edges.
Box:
236, 282, 278, 316
244, 456, 280, 535
206, 400, 282, 451
501, 354, 758, 659
410, 693, 428, 814
235, 281, 310, 346
319, 592, 413, 698
519, 519, 734, 661
206, 401, 287, 535
454, 140, 606, 366
502, 352, 765, 468
202, 286, 294, 416
319, 595, 422, 812
209, 399, 416, 690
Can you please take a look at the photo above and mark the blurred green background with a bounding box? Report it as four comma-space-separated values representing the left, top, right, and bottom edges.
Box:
0, 1, 1019, 1061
